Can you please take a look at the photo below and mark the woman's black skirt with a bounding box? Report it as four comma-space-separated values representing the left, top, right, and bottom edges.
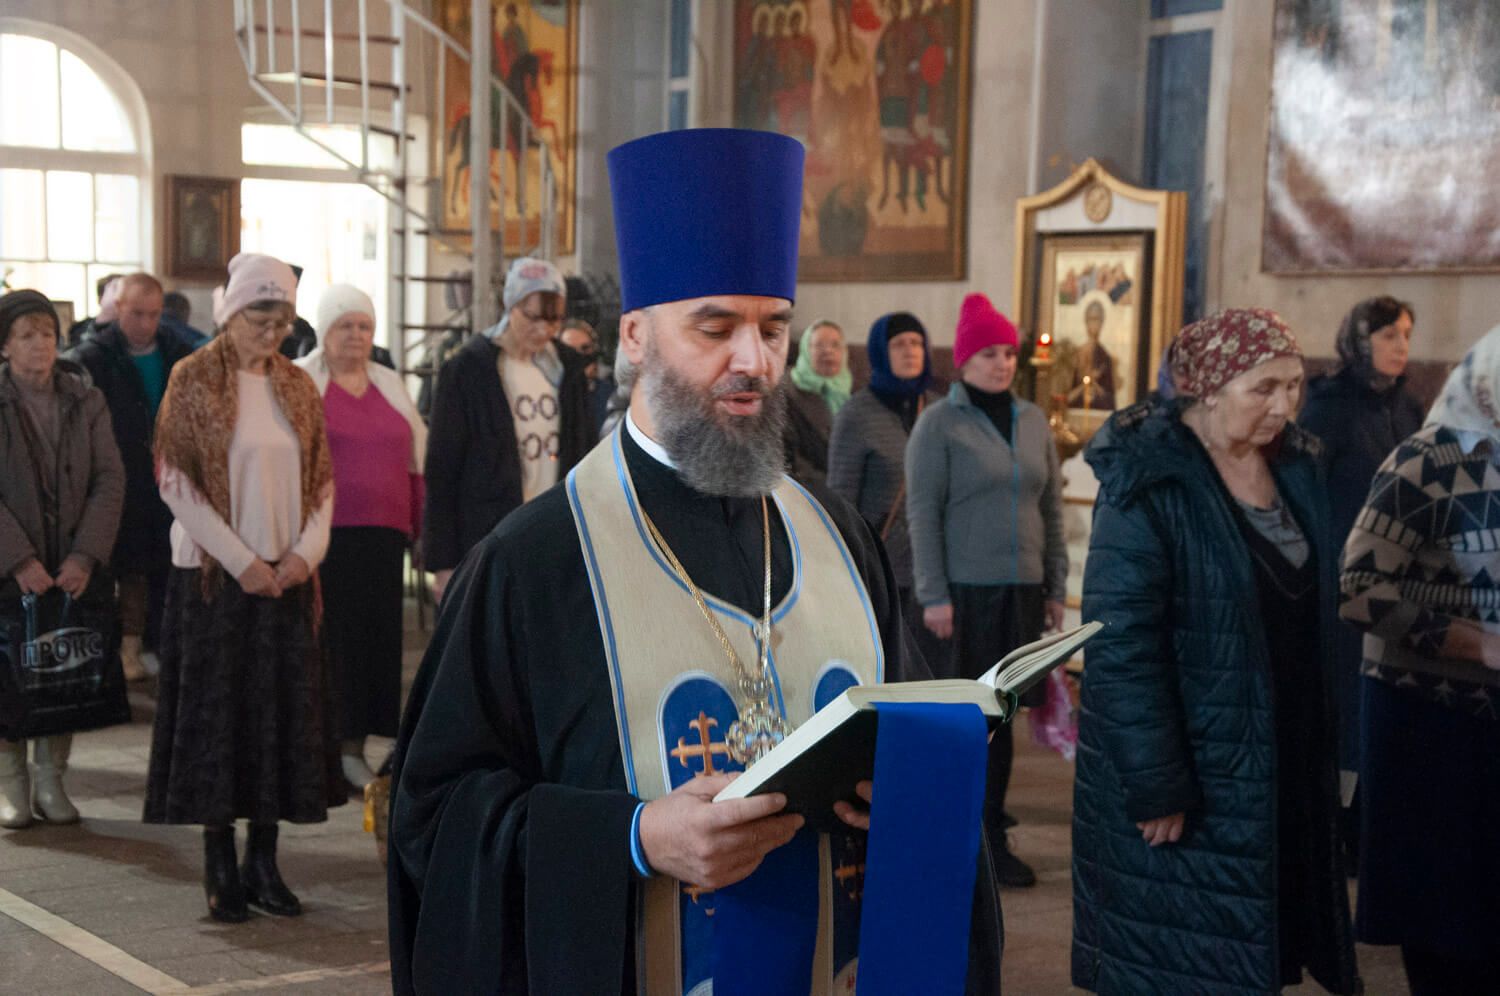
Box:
1358, 676, 1500, 955
950, 582, 1045, 699
144, 567, 346, 825
322, 526, 406, 740
950, 582, 1046, 823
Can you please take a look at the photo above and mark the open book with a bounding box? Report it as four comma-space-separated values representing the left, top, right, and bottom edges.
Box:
713, 621, 1102, 828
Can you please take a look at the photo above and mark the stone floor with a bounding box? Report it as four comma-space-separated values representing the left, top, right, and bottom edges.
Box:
0, 611, 1411, 994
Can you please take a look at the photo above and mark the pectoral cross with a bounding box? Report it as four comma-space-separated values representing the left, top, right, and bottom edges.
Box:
670, 711, 729, 777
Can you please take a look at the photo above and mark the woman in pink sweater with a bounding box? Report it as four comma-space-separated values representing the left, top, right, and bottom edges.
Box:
297, 286, 425, 791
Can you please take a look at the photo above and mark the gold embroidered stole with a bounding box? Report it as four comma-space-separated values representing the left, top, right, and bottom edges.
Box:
566, 430, 882, 995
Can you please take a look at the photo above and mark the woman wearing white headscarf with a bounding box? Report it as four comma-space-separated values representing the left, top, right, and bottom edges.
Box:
296, 286, 425, 790
1339, 326, 1500, 994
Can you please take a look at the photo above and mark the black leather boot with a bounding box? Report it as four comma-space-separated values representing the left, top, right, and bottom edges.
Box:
204, 826, 249, 923
241, 823, 301, 916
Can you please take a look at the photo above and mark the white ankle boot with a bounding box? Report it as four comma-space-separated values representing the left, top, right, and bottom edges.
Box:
120, 635, 146, 681
31, 735, 79, 823
0, 739, 32, 828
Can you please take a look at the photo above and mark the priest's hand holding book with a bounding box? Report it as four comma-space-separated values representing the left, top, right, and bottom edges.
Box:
639, 771, 877, 889
637, 775, 804, 890
638, 625, 1101, 886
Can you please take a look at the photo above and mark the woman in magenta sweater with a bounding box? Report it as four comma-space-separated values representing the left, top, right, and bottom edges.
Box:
296, 286, 426, 791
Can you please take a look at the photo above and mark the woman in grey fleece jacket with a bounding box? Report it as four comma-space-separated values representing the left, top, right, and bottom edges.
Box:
905, 293, 1067, 888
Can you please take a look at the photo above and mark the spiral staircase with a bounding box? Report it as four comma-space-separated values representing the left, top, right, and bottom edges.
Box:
231, 0, 560, 380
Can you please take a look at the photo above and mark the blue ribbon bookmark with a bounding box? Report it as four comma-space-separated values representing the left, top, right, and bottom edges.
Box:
857, 702, 989, 995
713, 827, 820, 996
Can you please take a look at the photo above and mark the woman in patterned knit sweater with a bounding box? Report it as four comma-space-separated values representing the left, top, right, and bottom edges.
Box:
1339, 325, 1500, 995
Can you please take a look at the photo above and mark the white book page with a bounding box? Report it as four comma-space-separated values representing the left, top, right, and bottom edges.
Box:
978, 621, 1103, 691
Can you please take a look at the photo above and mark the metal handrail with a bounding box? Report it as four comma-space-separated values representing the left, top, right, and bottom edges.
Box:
231, 0, 563, 365
231, 0, 558, 236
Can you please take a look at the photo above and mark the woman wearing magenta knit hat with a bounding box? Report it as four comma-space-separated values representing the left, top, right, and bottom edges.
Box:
1071, 308, 1357, 994
905, 292, 1067, 889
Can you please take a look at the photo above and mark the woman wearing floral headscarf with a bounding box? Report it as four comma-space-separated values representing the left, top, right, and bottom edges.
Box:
144, 253, 345, 924
1072, 309, 1357, 994
783, 320, 851, 489
1339, 326, 1500, 995
1298, 295, 1423, 864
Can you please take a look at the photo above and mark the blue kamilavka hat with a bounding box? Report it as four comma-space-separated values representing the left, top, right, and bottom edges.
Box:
606, 128, 805, 313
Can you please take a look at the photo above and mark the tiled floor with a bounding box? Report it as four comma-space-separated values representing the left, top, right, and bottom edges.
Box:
0, 612, 1411, 994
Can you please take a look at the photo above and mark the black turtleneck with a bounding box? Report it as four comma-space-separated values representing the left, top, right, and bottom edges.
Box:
962, 382, 1013, 443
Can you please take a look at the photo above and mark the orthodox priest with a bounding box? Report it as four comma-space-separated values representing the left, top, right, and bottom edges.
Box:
388, 128, 1003, 994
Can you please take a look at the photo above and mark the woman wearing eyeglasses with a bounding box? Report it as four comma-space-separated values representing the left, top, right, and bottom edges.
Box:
422, 257, 596, 602
144, 253, 345, 924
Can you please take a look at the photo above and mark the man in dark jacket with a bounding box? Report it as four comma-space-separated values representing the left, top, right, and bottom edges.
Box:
423, 257, 595, 601
66, 272, 193, 680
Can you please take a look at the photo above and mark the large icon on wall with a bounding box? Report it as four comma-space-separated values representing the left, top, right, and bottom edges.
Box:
1265, 0, 1500, 272
732, 0, 974, 281
435, 0, 577, 254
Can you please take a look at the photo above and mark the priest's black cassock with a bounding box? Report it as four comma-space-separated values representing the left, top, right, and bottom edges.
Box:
387, 426, 1005, 994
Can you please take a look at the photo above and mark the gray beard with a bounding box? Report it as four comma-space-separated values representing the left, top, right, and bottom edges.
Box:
643, 356, 788, 497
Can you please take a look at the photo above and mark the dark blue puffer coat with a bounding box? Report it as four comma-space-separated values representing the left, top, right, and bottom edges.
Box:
1070, 400, 1358, 996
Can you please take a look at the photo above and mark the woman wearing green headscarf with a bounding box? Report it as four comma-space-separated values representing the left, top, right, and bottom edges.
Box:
783, 320, 851, 488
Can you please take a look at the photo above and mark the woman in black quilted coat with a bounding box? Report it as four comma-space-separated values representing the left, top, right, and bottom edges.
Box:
1071, 309, 1358, 995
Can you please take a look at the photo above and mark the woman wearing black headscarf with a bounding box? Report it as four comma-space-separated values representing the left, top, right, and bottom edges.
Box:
1298, 295, 1424, 864
826, 312, 947, 673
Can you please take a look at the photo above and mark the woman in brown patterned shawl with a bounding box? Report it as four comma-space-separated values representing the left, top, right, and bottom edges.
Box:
143, 253, 345, 924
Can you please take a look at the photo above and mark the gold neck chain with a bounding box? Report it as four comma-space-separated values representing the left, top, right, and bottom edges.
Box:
638, 494, 790, 764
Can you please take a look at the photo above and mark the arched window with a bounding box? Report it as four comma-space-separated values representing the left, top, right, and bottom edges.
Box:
0, 23, 150, 322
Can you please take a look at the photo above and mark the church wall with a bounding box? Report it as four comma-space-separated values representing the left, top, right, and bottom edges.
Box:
13, 2, 1492, 366
572, 1, 669, 275
689, 0, 1490, 366
690, 0, 1146, 351
1216, 0, 1496, 364
694, 0, 1042, 349
1032, 0, 1146, 194
3, 0, 251, 291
